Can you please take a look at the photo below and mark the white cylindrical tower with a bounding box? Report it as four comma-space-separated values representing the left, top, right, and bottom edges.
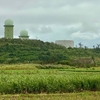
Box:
55, 40, 74, 48
4, 19, 14, 39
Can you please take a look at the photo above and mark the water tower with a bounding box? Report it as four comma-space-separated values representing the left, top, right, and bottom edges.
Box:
4, 19, 14, 39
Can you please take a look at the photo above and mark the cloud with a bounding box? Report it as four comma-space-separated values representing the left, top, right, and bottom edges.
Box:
0, 0, 100, 47
81, 22, 100, 33
71, 31, 100, 40
39, 26, 53, 33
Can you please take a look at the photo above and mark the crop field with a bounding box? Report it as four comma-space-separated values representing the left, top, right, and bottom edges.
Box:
0, 92, 100, 100
0, 64, 100, 99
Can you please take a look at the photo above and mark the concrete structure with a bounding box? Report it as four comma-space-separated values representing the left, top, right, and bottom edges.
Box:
4, 19, 14, 39
19, 30, 29, 39
55, 40, 74, 48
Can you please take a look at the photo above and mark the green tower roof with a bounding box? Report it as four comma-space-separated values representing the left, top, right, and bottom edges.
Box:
20, 30, 28, 36
4, 19, 13, 25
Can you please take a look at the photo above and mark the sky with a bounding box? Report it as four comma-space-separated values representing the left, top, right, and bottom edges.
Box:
0, 0, 100, 48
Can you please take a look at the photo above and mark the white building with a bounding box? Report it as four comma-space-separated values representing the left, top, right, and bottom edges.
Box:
4, 19, 14, 39
19, 30, 29, 39
55, 40, 74, 48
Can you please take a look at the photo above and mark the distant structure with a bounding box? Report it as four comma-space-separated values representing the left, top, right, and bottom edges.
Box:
55, 40, 74, 48
19, 30, 29, 39
4, 19, 14, 39
3, 19, 74, 47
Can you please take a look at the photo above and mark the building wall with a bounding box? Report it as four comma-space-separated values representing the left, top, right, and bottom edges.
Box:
19, 36, 29, 39
55, 40, 74, 48
4, 25, 14, 39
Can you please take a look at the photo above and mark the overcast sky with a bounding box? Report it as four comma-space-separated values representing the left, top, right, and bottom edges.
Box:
0, 0, 100, 48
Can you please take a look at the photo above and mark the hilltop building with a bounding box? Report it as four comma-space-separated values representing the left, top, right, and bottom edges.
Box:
4, 19, 14, 39
19, 30, 29, 39
55, 40, 74, 48
3, 19, 29, 40
3, 19, 74, 46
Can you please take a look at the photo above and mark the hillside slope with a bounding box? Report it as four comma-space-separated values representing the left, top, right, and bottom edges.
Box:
0, 39, 67, 64
0, 38, 100, 67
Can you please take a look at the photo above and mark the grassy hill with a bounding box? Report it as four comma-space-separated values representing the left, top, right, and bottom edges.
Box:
0, 38, 100, 67
0, 38, 66, 64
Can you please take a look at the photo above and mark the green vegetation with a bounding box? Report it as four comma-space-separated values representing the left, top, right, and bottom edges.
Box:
0, 38, 100, 67
0, 92, 100, 100
0, 64, 100, 94
0, 39, 100, 99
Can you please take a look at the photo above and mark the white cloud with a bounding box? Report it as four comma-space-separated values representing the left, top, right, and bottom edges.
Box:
0, 0, 100, 47
71, 31, 100, 40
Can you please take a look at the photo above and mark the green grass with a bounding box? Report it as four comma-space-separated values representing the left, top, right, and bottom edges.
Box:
0, 64, 100, 94
0, 64, 37, 70
0, 92, 100, 100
